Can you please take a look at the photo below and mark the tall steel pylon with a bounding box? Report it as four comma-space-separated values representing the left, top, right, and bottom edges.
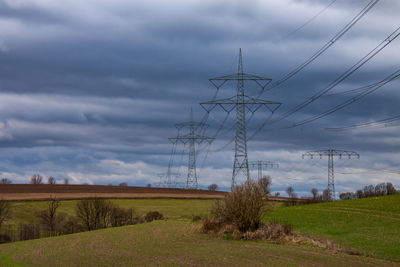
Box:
302, 149, 359, 199
169, 108, 214, 189
249, 161, 279, 179
201, 49, 281, 189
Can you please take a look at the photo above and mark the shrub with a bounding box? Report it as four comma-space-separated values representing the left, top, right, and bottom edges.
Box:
110, 207, 136, 227
76, 198, 113, 231
201, 217, 223, 233
144, 211, 164, 222
18, 224, 40, 241
0, 199, 11, 228
0, 233, 11, 244
192, 215, 202, 222
211, 179, 265, 232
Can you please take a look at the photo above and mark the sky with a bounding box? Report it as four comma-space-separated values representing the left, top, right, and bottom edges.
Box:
0, 0, 399, 196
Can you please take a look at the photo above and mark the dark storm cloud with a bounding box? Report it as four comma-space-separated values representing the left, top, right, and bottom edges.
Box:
0, 0, 398, 192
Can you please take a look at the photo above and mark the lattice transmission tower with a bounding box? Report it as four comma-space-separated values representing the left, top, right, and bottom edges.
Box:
249, 161, 279, 179
201, 49, 281, 189
302, 149, 359, 199
169, 108, 214, 189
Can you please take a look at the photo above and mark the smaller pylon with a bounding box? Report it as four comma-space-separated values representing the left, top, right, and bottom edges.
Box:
249, 161, 279, 179
169, 108, 214, 189
302, 149, 359, 199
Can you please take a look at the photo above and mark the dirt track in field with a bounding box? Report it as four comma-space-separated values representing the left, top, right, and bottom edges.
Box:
0, 184, 227, 200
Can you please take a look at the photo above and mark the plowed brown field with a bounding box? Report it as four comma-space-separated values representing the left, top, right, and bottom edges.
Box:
0, 184, 227, 200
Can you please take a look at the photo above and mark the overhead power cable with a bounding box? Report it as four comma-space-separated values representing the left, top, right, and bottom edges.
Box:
281, 68, 400, 129
269, 26, 400, 126
281, 0, 338, 40
264, 0, 379, 92
326, 113, 400, 131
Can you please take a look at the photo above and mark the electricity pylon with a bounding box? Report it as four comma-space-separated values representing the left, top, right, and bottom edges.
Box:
249, 161, 279, 179
201, 49, 281, 189
169, 108, 214, 189
302, 149, 359, 199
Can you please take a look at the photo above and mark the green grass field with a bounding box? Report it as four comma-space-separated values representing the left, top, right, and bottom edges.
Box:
1, 195, 400, 265
6, 199, 213, 225
0, 220, 396, 267
265, 194, 400, 261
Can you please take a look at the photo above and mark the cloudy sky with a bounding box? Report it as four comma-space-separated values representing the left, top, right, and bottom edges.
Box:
0, 0, 399, 196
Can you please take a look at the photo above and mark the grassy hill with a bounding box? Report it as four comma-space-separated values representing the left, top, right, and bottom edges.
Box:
0, 220, 395, 267
265, 194, 400, 261
6, 199, 213, 225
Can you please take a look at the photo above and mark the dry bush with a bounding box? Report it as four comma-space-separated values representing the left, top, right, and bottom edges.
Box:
110, 207, 136, 227
144, 211, 164, 222
18, 224, 41, 241
211, 179, 265, 232
241, 223, 293, 241
76, 198, 113, 231
201, 217, 223, 233
0, 199, 11, 228
192, 215, 202, 222
0, 233, 11, 244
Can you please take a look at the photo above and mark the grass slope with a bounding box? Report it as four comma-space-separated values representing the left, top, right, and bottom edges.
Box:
6, 199, 213, 225
0, 220, 396, 267
266, 194, 400, 261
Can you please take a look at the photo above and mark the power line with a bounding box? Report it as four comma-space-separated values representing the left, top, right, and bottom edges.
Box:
281, 0, 338, 40
326, 113, 400, 131
264, 0, 379, 92
255, 25, 400, 134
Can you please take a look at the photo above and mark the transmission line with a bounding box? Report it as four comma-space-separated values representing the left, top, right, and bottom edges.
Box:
281, 0, 338, 40
326, 113, 400, 131
264, 0, 379, 92
251, 25, 400, 137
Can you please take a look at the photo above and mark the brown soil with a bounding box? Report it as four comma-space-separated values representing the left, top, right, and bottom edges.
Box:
0, 184, 227, 200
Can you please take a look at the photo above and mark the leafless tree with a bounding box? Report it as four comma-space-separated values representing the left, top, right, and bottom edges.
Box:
146, 183, 152, 187
0, 178, 12, 184
322, 189, 332, 201
76, 198, 113, 231
48, 176, 56, 185
311, 188, 318, 199
208, 184, 218, 191
119, 182, 128, 186
274, 192, 280, 197
37, 196, 60, 235
258, 176, 271, 196
286, 186, 295, 198
64, 178, 69, 185
0, 199, 10, 228
387, 182, 397, 195
30, 174, 43, 184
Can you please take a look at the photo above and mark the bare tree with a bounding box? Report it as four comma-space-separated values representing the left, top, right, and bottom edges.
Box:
0, 178, 12, 184
37, 196, 60, 236
119, 182, 128, 186
387, 182, 397, 195
258, 176, 271, 196
274, 192, 280, 197
322, 189, 332, 201
0, 199, 10, 228
208, 184, 218, 191
64, 178, 69, 185
76, 198, 113, 231
286, 186, 295, 198
146, 183, 152, 188
30, 174, 43, 184
311, 188, 318, 199
356, 189, 364, 199
48, 176, 56, 185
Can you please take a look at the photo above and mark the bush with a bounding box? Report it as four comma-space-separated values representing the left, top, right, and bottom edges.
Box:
110, 207, 136, 227
76, 198, 113, 231
0, 199, 10, 228
144, 211, 164, 222
0, 233, 12, 244
18, 224, 41, 241
211, 179, 265, 232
